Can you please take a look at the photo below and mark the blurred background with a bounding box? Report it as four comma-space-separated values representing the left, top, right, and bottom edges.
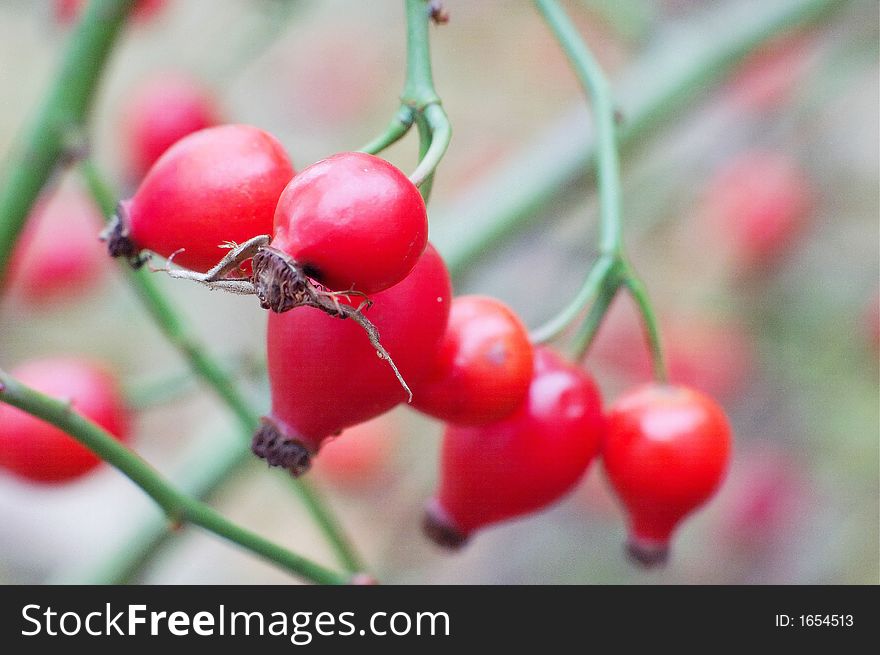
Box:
0, 0, 877, 584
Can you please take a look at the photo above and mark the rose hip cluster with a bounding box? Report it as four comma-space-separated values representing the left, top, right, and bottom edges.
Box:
96, 123, 735, 565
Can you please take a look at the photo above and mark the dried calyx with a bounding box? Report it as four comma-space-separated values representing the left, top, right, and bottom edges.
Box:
251, 417, 313, 478
101, 205, 150, 269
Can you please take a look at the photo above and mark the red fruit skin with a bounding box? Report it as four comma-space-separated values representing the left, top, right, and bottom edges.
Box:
125, 124, 294, 272
0, 358, 130, 483
5, 185, 107, 305
704, 150, 813, 270
312, 415, 397, 488
431, 347, 605, 538
55, 0, 166, 24
265, 243, 451, 450
124, 73, 221, 179
602, 384, 732, 554
727, 34, 812, 113
412, 295, 533, 425
272, 152, 427, 294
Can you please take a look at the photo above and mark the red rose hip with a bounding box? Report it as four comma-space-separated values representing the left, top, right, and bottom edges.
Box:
703, 150, 813, 270
412, 295, 533, 425
254, 243, 451, 476
424, 347, 604, 548
5, 183, 107, 305
123, 72, 221, 179
0, 358, 130, 483
602, 384, 732, 567
268, 152, 427, 295
106, 124, 294, 273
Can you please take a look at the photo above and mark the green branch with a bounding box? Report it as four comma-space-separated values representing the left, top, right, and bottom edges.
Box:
0, 370, 348, 585
81, 161, 365, 576
0, 0, 136, 280
432, 0, 849, 274
357, 0, 451, 201
533, 0, 666, 372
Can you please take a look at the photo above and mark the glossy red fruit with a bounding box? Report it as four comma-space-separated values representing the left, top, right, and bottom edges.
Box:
703, 150, 813, 270
0, 358, 130, 483
412, 295, 533, 425
123, 73, 221, 179
55, 0, 166, 25
602, 384, 732, 567
111, 124, 294, 273
716, 445, 808, 553
255, 243, 451, 475
312, 415, 398, 488
270, 152, 427, 294
5, 184, 107, 305
424, 347, 605, 548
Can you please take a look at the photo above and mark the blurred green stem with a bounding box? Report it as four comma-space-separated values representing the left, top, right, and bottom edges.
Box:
0, 371, 348, 585
0, 0, 135, 281
81, 161, 365, 576
533, 0, 666, 376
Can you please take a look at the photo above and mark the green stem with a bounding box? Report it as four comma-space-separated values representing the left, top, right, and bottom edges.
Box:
532, 0, 668, 377
52, 436, 252, 583
413, 112, 435, 202
432, 0, 849, 274
410, 102, 452, 189
622, 270, 667, 382
80, 161, 365, 576
0, 0, 135, 281
357, 106, 415, 155
401, 0, 440, 107
0, 371, 347, 585
357, 1, 451, 187
535, 0, 622, 257
571, 275, 621, 359
529, 255, 616, 343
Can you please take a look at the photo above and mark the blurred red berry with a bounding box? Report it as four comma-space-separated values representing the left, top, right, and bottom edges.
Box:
603, 384, 732, 567
703, 150, 814, 270
0, 358, 130, 483
590, 298, 753, 399
726, 34, 813, 113
312, 416, 398, 488
123, 73, 221, 179
424, 347, 604, 548
5, 184, 107, 306
716, 446, 809, 552
412, 295, 534, 425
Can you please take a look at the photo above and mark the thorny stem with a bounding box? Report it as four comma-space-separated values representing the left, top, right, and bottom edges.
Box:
0, 371, 348, 585
81, 161, 367, 576
533, 0, 666, 376
0, 0, 136, 281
